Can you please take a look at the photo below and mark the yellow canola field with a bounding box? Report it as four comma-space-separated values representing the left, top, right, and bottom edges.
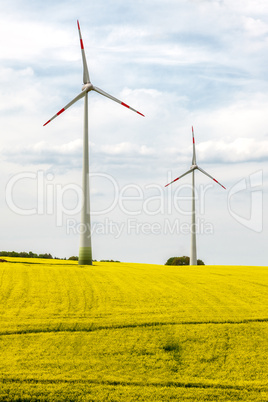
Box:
0, 258, 267, 401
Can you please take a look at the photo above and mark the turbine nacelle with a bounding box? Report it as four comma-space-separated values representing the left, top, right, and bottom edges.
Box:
191, 164, 198, 170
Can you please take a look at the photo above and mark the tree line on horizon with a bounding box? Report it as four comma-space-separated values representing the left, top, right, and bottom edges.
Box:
0, 251, 74, 260
0, 252, 119, 263
0, 251, 205, 265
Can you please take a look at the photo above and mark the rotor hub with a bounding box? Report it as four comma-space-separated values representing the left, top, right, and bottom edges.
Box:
82, 83, 93, 92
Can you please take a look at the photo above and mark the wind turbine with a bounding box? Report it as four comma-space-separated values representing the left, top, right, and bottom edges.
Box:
165, 127, 226, 265
44, 20, 144, 265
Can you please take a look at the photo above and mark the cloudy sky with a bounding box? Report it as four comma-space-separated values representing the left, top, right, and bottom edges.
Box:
1, 0, 267, 265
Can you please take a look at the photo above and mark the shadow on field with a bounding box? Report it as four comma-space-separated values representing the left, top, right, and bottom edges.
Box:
162, 333, 183, 371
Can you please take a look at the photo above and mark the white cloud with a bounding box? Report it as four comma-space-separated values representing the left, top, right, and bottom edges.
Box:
2, 139, 156, 168
198, 138, 268, 163
101, 142, 154, 156
222, 0, 268, 15
242, 16, 268, 37
0, 21, 75, 63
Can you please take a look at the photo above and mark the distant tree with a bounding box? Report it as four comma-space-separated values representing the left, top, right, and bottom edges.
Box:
165, 256, 205, 266
0, 251, 8, 257
19, 252, 28, 258
100, 260, 120, 263
29, 251, 38, 258
173, 256, 190, 265
69, 256, 78, 261
165, 257, 177, 266
10, 251, 19, 257
38, 253, 53, 259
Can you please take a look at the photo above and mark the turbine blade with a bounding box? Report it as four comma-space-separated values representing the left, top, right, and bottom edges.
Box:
165, 168, 193, 187
197, 166, 226, 189
192, 126, 196, 165
77, 20, 90, 84
93, 86, 145, 117
43, 90, 87, 126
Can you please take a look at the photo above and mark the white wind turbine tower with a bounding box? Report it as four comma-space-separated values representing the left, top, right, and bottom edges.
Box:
44, 21, 144, 265
165, 127, 226, 265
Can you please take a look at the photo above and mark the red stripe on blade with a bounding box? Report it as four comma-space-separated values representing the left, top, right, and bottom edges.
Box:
165, 177, 179, 187
214, 178, 226, 189
57, 108, 65, 116
43, 120, 51, 126
77, 20, 80, 30
137, 111, 145, 117
80, 39, 84, 49
121, 102, 130, 109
